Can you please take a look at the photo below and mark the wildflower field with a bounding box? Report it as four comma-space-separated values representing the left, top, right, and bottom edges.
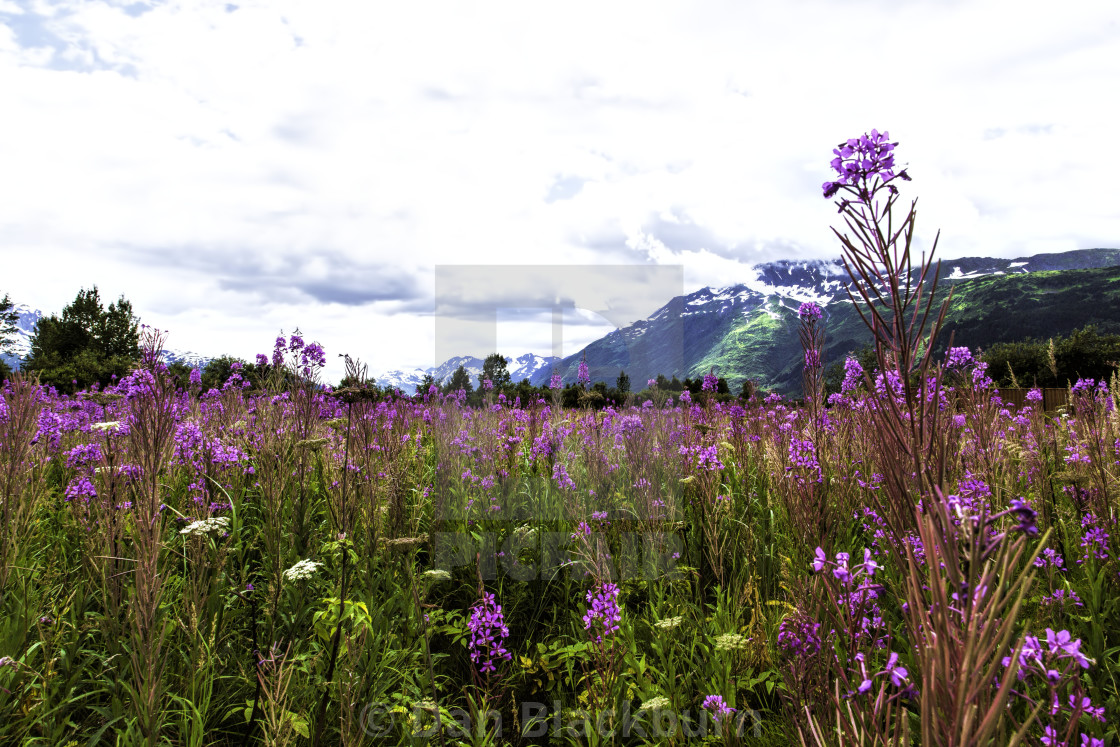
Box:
2, 133, 1119, 746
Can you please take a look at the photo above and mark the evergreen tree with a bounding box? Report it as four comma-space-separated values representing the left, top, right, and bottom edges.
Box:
444, 364, 473, 394
478, 353, 511, 391
616, 369, 630, 394
25, 286, 141, 393
0, 293, 17, 354
417, 373, 438, 395
0, 293, 16, 381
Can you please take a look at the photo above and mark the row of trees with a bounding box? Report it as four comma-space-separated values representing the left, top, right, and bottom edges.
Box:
10, 287, 1113, 401
0, 288, 746, 406
821, 324, 1120, 396
1, 287, 140, 393
982, 325, 1120, 388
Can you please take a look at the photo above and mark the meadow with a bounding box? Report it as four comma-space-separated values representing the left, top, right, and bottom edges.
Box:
0, 326, 1117, 745
1, 131, 1118, 746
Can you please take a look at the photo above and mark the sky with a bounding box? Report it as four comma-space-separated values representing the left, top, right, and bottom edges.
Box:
1, 0, 1118, 383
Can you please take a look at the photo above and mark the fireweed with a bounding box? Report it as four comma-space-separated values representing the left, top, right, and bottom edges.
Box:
769, 130, 1116, 747
467, 591, 511, 680
3, 362, 1116, 744
3, 255, 1119, 742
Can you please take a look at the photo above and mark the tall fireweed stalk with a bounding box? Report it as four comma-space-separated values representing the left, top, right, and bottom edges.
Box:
799, 301, 826, 426
776, 130, 1096, 746
124, 327, 181, 743
0, 374, 47, 605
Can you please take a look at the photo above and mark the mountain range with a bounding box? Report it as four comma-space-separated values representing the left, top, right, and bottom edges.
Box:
5, 248, 1119, 394
373, 353, 561, 393
526, 248, 1120, 393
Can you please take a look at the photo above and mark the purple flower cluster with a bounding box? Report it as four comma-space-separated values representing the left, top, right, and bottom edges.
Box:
851, 651, 909, 696
787, 437, 822, 483
1078, 514, 1110, 564
841, 357, 864, 394
798, 301, 823, 322
822, 129, 908, 200
701, 370, 719, 392
1033, 547, 1067, 572
813, 547, 879, 586
1008, 498, 1038, 536
777, 613, 821, 658
1003, 628, 1092, 674
583, 582, 622, 643
945, 346, 975, 370
701, 694, 736, 723
577, 357, 590, 387
467, 592, 511, 675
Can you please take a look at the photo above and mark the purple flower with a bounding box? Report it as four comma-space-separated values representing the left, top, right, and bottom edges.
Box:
272, 336, 286, 367
702, 370, 719, 392
583, 583, 622, 643
549, 373, 562, 390
841, 357, 864, 393
1045, 628, 1091, 668
1009, 498, 1038, 536
778, 614, 821, 658
467, 592, 511, 675
64, 477, 98, 502
701, 694, 736, 723
255, 353, 269, 367
798, 302, 823, 322
300, 342, 326, 370
823, 129, 903, 200
577, 357, 590, 387
832, 552, 851, 584
881, 652, 908, 686
945, 346, 974, 370
812, 547, 827, 573
189, 367, 202, 386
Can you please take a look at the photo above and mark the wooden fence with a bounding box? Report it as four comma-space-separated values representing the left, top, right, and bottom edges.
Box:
995, 388, 1069, 412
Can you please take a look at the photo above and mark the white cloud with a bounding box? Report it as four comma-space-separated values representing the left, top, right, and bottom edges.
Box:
0, 0, 1117, 380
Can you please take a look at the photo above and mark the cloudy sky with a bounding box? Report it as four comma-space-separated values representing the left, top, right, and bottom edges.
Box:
1, 0, 1117, 382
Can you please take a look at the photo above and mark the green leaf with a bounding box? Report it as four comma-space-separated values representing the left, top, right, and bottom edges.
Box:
288, 712, 309, 738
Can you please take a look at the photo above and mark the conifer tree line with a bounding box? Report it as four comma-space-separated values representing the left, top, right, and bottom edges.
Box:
3, 286, 1118, 399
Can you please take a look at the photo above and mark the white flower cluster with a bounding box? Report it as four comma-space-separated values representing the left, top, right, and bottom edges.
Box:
714, 633, 750, 651
422, 569, 451, 582
653, 616, 684, 630
91, 421, 122, 432
639, 696, 671, 712
179, 516, 230, 537
283, 559, 322, 581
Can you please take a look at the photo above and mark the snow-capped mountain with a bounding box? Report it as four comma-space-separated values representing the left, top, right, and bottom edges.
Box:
9, 248, 1117, 394
374, 353, 561, 394
159, 349, 213, 369
371, 367, 432, 393
529, 247, 1120, 390
0, 303, 41, 368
